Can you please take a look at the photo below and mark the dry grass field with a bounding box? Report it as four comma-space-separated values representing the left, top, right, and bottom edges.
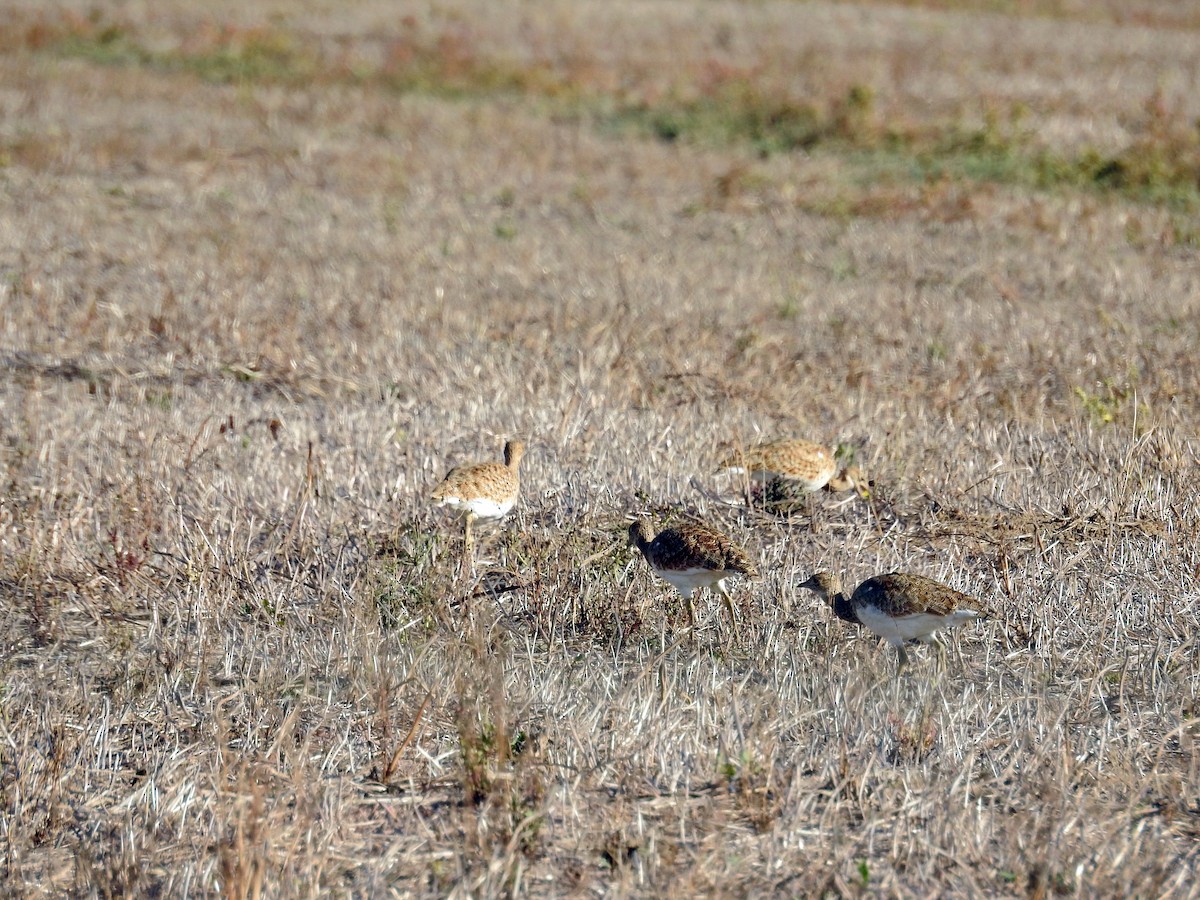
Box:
2, 0, 1200, 896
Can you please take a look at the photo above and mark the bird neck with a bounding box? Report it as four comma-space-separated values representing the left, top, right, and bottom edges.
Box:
831, 591, 858, 623
504, 443, 524, 470
629, 525, 653, 556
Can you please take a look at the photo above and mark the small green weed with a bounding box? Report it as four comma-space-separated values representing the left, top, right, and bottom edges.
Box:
1073, 380, 1129, 425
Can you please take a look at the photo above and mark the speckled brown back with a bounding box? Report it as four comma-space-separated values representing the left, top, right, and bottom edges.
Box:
851, 573, 985, 619
632, 519, 758, 577
431, 439, 523, 503
720, 438, 837, 484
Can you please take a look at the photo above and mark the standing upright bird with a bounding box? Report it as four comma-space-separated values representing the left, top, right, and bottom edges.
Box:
431, 439, 525, 561
798, 571, 986, 670
717, 438, 868, 497
628, 517, 759, 636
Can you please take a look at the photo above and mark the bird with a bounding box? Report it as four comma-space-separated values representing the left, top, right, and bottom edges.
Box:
431, 439, 525, 561
717, 438, 868, 497
628, 517, 759, 636
797, 571, 987, 669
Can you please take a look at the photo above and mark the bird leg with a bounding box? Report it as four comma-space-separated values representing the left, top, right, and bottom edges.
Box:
461, 513, 478, 582
894, 642, 911, 674
936, 633, 969, 673
807, 494, 824, 534
681, 589, 701, 648
929, 635, 949, 673
716, 581, 739, 640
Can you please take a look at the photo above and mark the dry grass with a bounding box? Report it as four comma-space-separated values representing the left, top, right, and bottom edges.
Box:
2, 1, 1199, 896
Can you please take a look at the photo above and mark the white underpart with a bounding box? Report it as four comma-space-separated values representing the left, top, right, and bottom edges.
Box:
856, 605, 981, 646
720, 465, 758, 480
721, 465, 831, 491
785, 471, 833, 492
434, 495, 514, 521
655, 567, 730, 597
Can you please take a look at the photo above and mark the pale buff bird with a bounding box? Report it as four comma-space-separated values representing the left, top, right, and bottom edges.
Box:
798, 571, 986, 669
717, 438, 868, 496
431, 439, 524, 558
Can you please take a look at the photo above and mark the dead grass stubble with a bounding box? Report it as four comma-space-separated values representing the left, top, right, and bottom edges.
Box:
2, 1, 1200, 897
3, 306, 1198, 896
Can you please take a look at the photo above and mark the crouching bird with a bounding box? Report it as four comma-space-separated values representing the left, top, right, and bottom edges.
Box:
717, 438, 869, 497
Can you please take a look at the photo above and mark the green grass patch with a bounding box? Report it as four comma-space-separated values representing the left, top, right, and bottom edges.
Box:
56, 22, 314, 84
596, 81, 878, 157
29, 12, 1200, 211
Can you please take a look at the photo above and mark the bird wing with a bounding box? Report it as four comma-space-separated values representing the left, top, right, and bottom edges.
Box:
431, 461, 513, 500
670, 525, 759, 577
858, 573, 986, 618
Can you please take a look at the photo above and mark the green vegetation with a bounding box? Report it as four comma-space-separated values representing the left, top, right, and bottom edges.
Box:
13, 11, 1200, 211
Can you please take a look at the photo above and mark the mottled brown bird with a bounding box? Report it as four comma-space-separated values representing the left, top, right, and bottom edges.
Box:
431, 439, 524, 558
798, 571, 987, 669
629, 518, 759, 634
717, 438, 867, 496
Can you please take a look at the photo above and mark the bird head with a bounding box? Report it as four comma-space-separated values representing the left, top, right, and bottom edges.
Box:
503, 439, 526, 468
797, 571, 842, 603
627, 518, 654, 548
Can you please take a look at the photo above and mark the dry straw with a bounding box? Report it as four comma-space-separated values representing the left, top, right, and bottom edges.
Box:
1, 1, 1197, 896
